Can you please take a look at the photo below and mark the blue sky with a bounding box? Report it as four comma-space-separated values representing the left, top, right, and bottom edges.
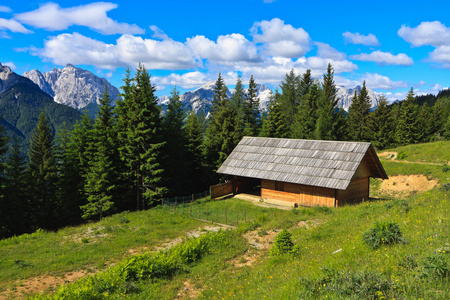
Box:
2, 0, 450, 100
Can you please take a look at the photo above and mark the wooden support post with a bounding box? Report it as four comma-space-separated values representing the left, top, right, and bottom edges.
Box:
206, 204, 209, 221
192, 194, 194, 202
190, 201, 192, 217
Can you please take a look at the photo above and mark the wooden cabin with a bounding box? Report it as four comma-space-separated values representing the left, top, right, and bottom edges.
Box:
216, 137, 388, 207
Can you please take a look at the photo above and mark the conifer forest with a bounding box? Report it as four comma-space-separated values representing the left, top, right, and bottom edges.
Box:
1, 63, 450, 239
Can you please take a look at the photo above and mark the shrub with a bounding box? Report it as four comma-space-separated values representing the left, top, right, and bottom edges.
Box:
397, 151, 406, 160
442, 165, 450, 172
362, 220, 404, 250
422, 253, 449, 279
270, 229, 294, 255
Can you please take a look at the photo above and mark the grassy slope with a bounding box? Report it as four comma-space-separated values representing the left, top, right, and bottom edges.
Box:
0, 142, 448, 299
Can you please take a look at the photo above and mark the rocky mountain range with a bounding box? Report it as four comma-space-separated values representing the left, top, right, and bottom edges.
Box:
159, 81, 379, 114
23, 64, 120, 110
159, 81, 273, 115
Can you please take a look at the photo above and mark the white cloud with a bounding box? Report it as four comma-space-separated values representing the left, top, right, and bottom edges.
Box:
0, 6, 11, 13
315, 42, 346, 60
15, 2, 144, 35
154, 71, 213, 89
342, 32, 380, 46
186, 33, 260, 64
150, 25, 169, 40
0, 18, 32, 33
361, 73, 408, 90
250, 18, 311, 57
350, 50, 413, 66
33, 32, 199, 70
398, 21, 450, 47
385, 91, 408, 102
3, 62, 16, 70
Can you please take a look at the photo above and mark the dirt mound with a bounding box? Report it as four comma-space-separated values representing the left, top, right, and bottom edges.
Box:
380, 174, 438, 196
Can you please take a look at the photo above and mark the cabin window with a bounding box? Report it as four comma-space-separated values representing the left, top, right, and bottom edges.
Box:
275, 181, 284, 191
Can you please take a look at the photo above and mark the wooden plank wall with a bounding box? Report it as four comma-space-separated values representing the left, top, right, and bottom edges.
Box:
336, 177, 369, 205
261, 179, 335, 207
210, 181, 233, 199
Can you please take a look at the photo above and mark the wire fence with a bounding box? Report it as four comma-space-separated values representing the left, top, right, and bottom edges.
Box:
160, 190, 248, 227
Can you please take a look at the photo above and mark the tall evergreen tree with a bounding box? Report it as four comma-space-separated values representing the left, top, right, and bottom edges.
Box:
368, 95, 393, 149
245, 75, 261, 135
395, 88, 420, 145
55, 123, 83, 225
279, 69, 301, 133
82, 86, 117, 220
417, 103, 431, 142
204, 81, 241, 173
230, 76, 247, 136
185, 110, 207, 193
117, 64, 165, 210
314, 64, 345, 140
28, 111, 58, 230
347, 81, 372, 141
293, 75, 321, 139
0, 121, 9, 237
3, 136, 28, 237
161, 86, 189, 196
429, 98, 445, 140
260, 89, 288, 138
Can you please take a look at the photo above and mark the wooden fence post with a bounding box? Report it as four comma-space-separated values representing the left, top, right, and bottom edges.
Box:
206, 204, 209, 221
190, 201, 192, 217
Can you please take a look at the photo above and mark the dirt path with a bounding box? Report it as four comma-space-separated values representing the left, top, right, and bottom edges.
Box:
378, 151, 449, 166
0, 224, 233, 300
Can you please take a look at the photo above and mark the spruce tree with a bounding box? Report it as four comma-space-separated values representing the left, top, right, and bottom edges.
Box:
314, 64, 345, 140
230, 76, 247, 136
417, 103, 431, 142
28, 111, 58, 230
161, 86, 189, 196
293, 76, 321, 139
347, 81, 372, 141
0, 121, 9, 237
429, 98, 445, 140
245, 75, 261, 135
82, 86, 117, 220
279, 69, 301, 133
395, 88, 420, 145
368, 95, 393, 149
3, 136, 29, 237
117, 64, 165, 210
55, 123, 83, 225
185, 110, 206, 193
260, 89, 288, 138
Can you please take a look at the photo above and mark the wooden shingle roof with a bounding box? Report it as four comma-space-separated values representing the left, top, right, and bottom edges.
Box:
217, 137, 388, 190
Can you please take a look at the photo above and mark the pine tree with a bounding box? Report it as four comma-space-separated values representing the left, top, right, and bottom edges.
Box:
395, 88, 420, 145
117, 64, 165, 210
368, 95, 393, 149
82, 86, 118, 220
314, 64, 345, 140
28, 111, 58, 230
417, 103, 431, 142
161, 86, 189, 196
443, 115, 450, 140
230, 76, 247, 136
347, 81, 372, 141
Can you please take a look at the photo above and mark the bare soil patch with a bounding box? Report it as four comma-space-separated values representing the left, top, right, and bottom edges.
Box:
175, 279, 201, 299
1, 224, 232, 300
379, 151, 397, 160
0, 270, 91, 300
379, 174, 439, 196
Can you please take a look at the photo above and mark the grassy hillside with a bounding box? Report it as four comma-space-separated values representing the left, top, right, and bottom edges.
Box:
0, 142, 448, 299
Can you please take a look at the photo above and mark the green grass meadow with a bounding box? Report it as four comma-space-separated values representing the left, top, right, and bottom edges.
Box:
0, 141, 448, 299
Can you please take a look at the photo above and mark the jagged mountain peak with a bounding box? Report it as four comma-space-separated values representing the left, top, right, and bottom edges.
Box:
0, 63, 23, 94
23, 64, 120, 110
